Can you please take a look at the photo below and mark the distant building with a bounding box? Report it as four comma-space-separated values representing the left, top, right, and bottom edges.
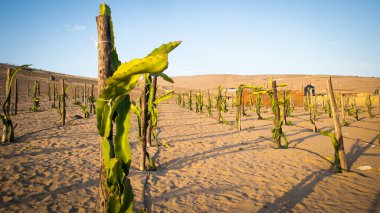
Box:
304, 84, 315, 96
49, 76, 55, 81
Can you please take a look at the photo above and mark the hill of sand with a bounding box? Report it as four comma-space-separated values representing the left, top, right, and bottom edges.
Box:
158, 74, 380, 94
0, 65, 380, 212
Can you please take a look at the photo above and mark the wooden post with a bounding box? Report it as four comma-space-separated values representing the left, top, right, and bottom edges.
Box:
217, 88, 221, 122
140, 77, 149, 170
147, 76, 157, 147
341, 93, 345, 124
97, 14, 112, 211
309, 89, 317, 133
327, 77, 348, 171
37, 81, 40, 97
53, 82, 56, 108
90, 84, 94, 113
272, 80, 281, 147
27, 80, 30, 98
282, 90, 287, 125
48, 81, 51, 101
237, 88, 242, 131
61, 79, 66, 126
5, 67, 11, 114
14, 79, 18, 115
84, 82, 87, 105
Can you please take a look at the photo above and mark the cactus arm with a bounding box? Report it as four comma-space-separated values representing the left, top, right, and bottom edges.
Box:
154, 90, 174, 105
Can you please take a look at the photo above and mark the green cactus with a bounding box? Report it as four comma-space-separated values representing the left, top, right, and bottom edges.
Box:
349, 96, 360, 121
150, 90, 174, 142
81, 104, 90, 118
96, 5, 180, 211
188, 91, 193, 111
31, 81, 40, 112
58, 84, 70, 117
365, 95, 375, 118
206, 89, 213, 117
1, 65, 30, 143
88, 95, 96, 114
320, 130, 342, 173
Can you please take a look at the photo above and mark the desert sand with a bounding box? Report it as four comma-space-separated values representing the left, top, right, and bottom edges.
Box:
1, 64, 380, 212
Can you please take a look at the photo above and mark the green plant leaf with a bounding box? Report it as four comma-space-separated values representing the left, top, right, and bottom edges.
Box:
154, 90, 174, 104
114, 96, 132, 174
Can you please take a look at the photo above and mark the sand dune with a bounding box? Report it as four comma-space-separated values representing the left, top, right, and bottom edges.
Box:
1, 67, 380, 212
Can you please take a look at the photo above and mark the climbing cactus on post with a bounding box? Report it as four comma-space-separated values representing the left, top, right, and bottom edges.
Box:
206, 89, 213, 117
96, 5, 181, 210
1, 65, 30, 143
269, 80, 288, 148
320, 130, 342, 172
365, 95, 375, 118
31, 81, 40, 112
188, 90, 193, 111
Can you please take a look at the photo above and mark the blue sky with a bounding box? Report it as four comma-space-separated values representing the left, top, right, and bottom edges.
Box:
0, 0, 379, 78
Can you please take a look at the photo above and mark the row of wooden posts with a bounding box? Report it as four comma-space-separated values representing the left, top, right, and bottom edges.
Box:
3, 67, 96, 126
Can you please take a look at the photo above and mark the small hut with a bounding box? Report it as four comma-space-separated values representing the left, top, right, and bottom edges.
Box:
304, 84, 315, 96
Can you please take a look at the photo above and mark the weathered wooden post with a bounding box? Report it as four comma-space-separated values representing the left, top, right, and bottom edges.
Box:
282, 90, 287, 124
341, 93, 345, 124
327, 77, 348, 171
5, 67, 11, 114
147, 76, 157, 147
140, 76, 149, 170
14, 79, 18, 115
84, 82, 87, 105
189, 90, 192, 111
53, 82, 56, 108
90, 84, 94, 113
97, 12, 112, 211
309, 88, 317, 133
237, 88, 242, 131
272, 80, 281, 147
217, 87, 222, 122
61, 79, 66, 126
48, 81, 51, 101
37, 81, 40, 97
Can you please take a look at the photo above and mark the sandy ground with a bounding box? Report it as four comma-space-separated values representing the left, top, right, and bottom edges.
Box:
0, 90, 380, 212
1, 67, 380, 212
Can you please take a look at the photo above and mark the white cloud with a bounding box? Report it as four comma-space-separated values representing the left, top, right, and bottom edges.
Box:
73, 24, 86, 31
347, 61, 376, 69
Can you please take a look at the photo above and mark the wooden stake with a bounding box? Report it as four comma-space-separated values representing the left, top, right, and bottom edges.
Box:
14, 79, 18, 115
53, 82, 56, 108
140, 77, 149, 171
327, 77, 348, 171
90, 84, 94, 113
282, 90, 287, 124
217, 87, 221, 122
341, 93, 345, 124
147, 76, 157, 147
84, 82, 87, 105
272, 80, 281, 147
97, 14, 112, 211
61, 79, 66, 126
5, 67, 11, 114
237, 88, 242, 131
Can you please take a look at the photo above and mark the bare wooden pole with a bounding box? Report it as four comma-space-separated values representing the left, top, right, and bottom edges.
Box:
61, 79, 66, 126
84, 82, 87, 105
147, 76, 157, 147
140, 77, 149, 171
53, 82, 56, 108
217, 88, 221, 122
272, 80, 281, 147
14, 79, 18, 115
282, 90, 287, 124
97, 14, 112, 211
5, 67, 11, 114
341, 93, 345, 124
237, 88, 242, 131
90, 84, 94, 113
327, 77, 348, 171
